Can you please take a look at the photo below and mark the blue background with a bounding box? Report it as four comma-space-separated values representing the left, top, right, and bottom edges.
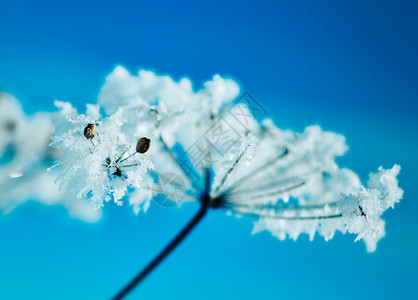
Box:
1, 0, 417, 299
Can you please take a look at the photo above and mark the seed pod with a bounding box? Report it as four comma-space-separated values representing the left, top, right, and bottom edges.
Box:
84, 123, 96, 140
136, 137, 150, 154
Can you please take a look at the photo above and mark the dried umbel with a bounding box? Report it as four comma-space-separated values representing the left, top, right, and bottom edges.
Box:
84, 123, 96, 140
48, 66, 403, 299
136, 137, 150, 154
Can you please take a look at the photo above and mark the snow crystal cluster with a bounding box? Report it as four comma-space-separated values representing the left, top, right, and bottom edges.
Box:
61, 65, 401, 252
4, 65, 401, 251
0, 92, 100, 222
49, 100, 154, 209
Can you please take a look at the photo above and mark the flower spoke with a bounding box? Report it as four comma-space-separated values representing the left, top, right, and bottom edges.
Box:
217, 147, 289, 197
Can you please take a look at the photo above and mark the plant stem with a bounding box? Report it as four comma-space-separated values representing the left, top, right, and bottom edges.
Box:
112, 205, 208, 299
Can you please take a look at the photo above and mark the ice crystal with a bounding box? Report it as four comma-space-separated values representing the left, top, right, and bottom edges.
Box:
0, 92, 100, 222
49, 100, 154, 209
52, 66, 403, 251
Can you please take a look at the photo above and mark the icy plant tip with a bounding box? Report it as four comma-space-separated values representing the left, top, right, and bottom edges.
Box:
49, 101, 154, 209
0, 93, 100, 222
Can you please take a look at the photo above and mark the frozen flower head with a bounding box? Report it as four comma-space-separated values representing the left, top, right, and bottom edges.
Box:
50, 100, 154, 209
0, 92, 100, 222
95, 66, 242, 212
94, 67, 404, 299
94, 66, 402, 251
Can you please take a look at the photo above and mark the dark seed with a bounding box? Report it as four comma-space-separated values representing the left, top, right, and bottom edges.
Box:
84, 123, 96, 140
136, 137, 150, 154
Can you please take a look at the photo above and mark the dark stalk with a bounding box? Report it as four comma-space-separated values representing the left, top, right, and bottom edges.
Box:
226, 181, 306, 202
221, 201, 338, 211
231, 208, 342, 220
112, 204, 208, 300
217, 148, 289, 197
157, 131, 202, 193
117, 152, 137, 164
213, 141, 249, 194
119, 163, 141, 168
229, 173, 309, 195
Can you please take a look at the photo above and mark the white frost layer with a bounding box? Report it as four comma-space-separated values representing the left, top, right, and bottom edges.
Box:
49, 66, 403, 251
50, 100, 154, 209
252, 165, 402, 252
0, 92, 101, 222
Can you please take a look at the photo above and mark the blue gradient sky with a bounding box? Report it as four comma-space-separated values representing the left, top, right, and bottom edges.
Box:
1, 1, 417, 299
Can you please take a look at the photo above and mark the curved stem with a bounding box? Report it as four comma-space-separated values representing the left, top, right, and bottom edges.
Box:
217, 148, 289, 198
112, 205, 208, 300
157, 132, 203, 193
230, 207, 342, 220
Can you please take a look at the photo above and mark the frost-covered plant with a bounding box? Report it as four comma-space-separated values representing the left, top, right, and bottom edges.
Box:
0, 92, 100, 222
49, 66, 403, 298
49, 100, 154, 209
96, 66, 402, 252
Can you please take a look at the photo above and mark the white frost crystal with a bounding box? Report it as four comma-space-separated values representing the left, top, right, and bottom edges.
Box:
2, 65, 403, 251
89, 66, 402, 251
338, 165, 402, 252
0, 92, 100, 222
44, 65, 403, 251
50, 101, 154, 209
